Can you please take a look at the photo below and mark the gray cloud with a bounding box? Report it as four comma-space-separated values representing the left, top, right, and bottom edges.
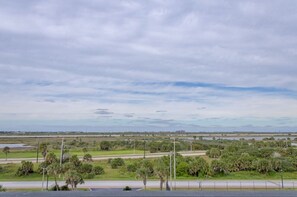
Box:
1, 0, 297, 131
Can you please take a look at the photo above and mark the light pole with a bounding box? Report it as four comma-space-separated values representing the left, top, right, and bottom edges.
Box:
42, 167, 45, 191
60, 138, 64, 167
36, 141, 39, 163
173, 137, 176, 190
169, 151, 172, 191
281, 170, 284, 189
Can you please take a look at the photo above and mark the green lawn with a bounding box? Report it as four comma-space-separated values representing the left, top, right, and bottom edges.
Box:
0, 149, 144, 159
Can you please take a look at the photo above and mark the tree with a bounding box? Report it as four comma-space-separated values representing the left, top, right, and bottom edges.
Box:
39, 143, 48, 159
100, 141, 111, 151
65, 170, 84, 190
16, 161, 34, 176
79, 163, 93, 174
188, 157, 209, 177
206, 148, 221, 158
83, 153, 93, 162
255, 159, 273, 174
82, 147, 88, 153
154, 157, 169, 190
45, 152, 58, 165
136, 159, 154, 190
236, 153, 253, 171
176, 162, 189, 176
2, 146, 10, 161
47, 162, 62, 190
70, 155, 82, 168
210, 160, 228, 175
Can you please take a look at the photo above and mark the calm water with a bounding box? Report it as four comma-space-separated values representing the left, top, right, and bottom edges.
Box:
0, 144, 32, 148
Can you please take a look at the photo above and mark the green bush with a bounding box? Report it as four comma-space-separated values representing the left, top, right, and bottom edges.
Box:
0, 185, 6, 192
93, 166, 105, 175
83, 153, 93, 162
16, 161, 34, 176
83, 172, 95, 179
176, 162, 189, 176
60, 185, 70, 191
49, 185, 60, 191
126, 163, 138, 172
111, 158, 125, 169
79, 163, 93, 174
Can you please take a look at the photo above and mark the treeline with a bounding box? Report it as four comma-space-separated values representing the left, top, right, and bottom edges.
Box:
206, 140, 297, 174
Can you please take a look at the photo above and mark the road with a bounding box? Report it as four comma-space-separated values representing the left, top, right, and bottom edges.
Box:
1, 180, 297, 190
0, 151, 206, 164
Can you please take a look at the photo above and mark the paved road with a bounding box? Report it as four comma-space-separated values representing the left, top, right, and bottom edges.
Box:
1, 180, 297, 190
0, 151, 206, 164
1, 191, 297, 197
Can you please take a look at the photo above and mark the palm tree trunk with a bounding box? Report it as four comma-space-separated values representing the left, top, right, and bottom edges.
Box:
54, 176, 59, 191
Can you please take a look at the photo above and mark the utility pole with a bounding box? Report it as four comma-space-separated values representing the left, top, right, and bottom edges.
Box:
143, 138, 145, 159
173, 137, 176, 190
134, 139, 136, 154
169, 151, 172, 191
60, 138, 64, 167
42, 168, 45, 191
36, 141, 39, 163
281, 170, 284, 189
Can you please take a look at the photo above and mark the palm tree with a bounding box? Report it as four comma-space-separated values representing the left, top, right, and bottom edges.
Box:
136, 167, 148, 190
136, 159, 153, 190
64, 169, 84, 190
47, 162, 62, 190
2, 146, 10, 161
39, 143, 48, 159
154, 157, 169, 190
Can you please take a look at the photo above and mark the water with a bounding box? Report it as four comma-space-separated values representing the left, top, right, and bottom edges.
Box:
0, 143, 32, 148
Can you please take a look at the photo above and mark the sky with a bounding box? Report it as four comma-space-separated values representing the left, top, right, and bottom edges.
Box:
1, 0, 297, 132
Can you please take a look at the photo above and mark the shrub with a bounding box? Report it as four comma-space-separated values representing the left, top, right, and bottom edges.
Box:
255, 159, 273, 174
16, 161, 34, 176
123, 186, 132, 191
49, 185, 60, 191
111, 158, 125, 169
83, 153, 93, 162
126, 163, 137, 172
60, 185, 70, 191
176, 162, 189, 176
83, 172, 95, 179
100, 141, 111, 151
93, 166, 105, 175
37, 162, 48, 174
206, 148, 221, 158
0, 185, 6, 192
79, 163, 93, 174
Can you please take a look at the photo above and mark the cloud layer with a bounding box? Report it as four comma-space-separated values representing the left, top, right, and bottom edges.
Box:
1, 0, 297, 131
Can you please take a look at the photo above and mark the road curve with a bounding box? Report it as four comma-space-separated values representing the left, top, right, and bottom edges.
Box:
0, 151, 206, 164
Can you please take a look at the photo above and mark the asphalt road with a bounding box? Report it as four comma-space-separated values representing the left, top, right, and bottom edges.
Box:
1, 180, 297, 190
0, 151, 206, 164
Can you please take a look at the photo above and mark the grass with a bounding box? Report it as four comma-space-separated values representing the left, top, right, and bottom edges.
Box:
0, 149, 144, 159
1, 159, 297, 182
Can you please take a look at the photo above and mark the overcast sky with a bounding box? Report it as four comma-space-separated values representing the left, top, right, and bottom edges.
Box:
1, 0, 297, 132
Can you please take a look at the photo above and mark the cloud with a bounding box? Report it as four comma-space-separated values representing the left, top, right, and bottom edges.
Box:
1, 0, 297, 131
95, 109, 113, 115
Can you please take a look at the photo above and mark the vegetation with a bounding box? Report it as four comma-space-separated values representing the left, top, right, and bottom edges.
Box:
2, 146, 10, 161
1, 133, 297, 191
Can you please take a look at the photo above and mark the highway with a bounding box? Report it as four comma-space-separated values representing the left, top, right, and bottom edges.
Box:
1, 180, 297, 190
0, 151, 206, 164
